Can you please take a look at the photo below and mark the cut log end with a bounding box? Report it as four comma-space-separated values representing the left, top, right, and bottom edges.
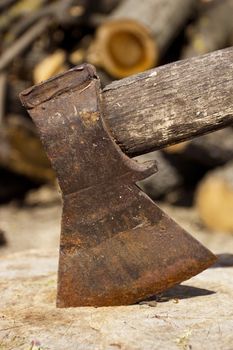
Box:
164, 141, 189, 154
196, 162, 233, 233
33, 50, 67, 84
88, 19, 157, 78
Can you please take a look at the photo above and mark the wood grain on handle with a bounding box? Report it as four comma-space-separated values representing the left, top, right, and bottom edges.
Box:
103, 47, 233, 156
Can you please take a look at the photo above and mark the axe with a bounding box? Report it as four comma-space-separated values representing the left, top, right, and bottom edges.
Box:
20, 47, 233, 307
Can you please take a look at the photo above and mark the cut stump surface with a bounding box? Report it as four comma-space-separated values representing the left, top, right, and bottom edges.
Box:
0, 249, 233, 350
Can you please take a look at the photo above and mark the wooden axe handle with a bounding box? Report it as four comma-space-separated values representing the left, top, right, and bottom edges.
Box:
102, 47, 233, 156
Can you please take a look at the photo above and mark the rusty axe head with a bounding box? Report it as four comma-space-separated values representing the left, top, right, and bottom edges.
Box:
20, 64, 216, 307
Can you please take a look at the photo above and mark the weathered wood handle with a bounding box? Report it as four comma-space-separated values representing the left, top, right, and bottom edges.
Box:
103, 47, 233, 156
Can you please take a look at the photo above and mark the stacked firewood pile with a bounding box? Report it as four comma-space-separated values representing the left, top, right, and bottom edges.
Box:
0, 0, 233, 236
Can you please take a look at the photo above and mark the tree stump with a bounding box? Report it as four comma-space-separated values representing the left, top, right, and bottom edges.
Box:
0, 249, 233, 349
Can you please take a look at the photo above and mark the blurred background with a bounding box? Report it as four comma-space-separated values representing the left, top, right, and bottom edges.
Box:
0, 0, 233, 256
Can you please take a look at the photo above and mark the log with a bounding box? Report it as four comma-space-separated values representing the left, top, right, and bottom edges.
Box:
195, 161, 233, 233
158, 129, 233, 204
88, 0, 195, 77
182, 0, 233, 58
164, 142, 188, 154
0, 0, 46, 34
102, 47, 233, 156
0, 115, 54, 182
69, 48, 85, 66
136, 151, 182, 199
164, 128, 233, 168
33, 49, 67, 84
0, 17, 50, 71
16, 47, 233, 183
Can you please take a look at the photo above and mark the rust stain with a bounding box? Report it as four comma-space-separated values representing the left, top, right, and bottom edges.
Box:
79, 110, 100, 127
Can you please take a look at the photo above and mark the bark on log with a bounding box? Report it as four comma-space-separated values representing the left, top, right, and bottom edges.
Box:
195, 161, 233, 233
0, 17, 50, 71
102, 47, 233, 156
88, 0, 195, 77
182, 0, 233, 58
17, 47, 233, 185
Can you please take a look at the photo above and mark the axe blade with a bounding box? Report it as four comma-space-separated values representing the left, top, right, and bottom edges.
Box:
20, 64, 216, 307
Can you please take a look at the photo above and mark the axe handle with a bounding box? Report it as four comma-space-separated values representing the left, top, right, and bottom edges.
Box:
103, 47, 233, 156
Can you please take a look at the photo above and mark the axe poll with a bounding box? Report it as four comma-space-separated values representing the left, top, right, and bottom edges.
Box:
19, 47, 233, 307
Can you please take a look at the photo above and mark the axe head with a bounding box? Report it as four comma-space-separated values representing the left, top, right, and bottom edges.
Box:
20, 64, 216, 307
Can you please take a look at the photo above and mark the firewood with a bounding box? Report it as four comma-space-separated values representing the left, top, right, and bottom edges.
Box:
182, 0, 233, 58
165, 142, 189, 154
164, 128, 233, 168
163, 128, 233, 205
7, 48, 233, 183
0, 115, 55, 182
19, 44, 50, 82
8, 0, 87, 43
0, 0, 46, 34
0, 0, 87, 72
0, 17, 50, 71
33, 49, 66, 84
136, 151, 182, 199
195, 161, 233, 233
88, 0, 196, 77
69, 48, 85, 66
